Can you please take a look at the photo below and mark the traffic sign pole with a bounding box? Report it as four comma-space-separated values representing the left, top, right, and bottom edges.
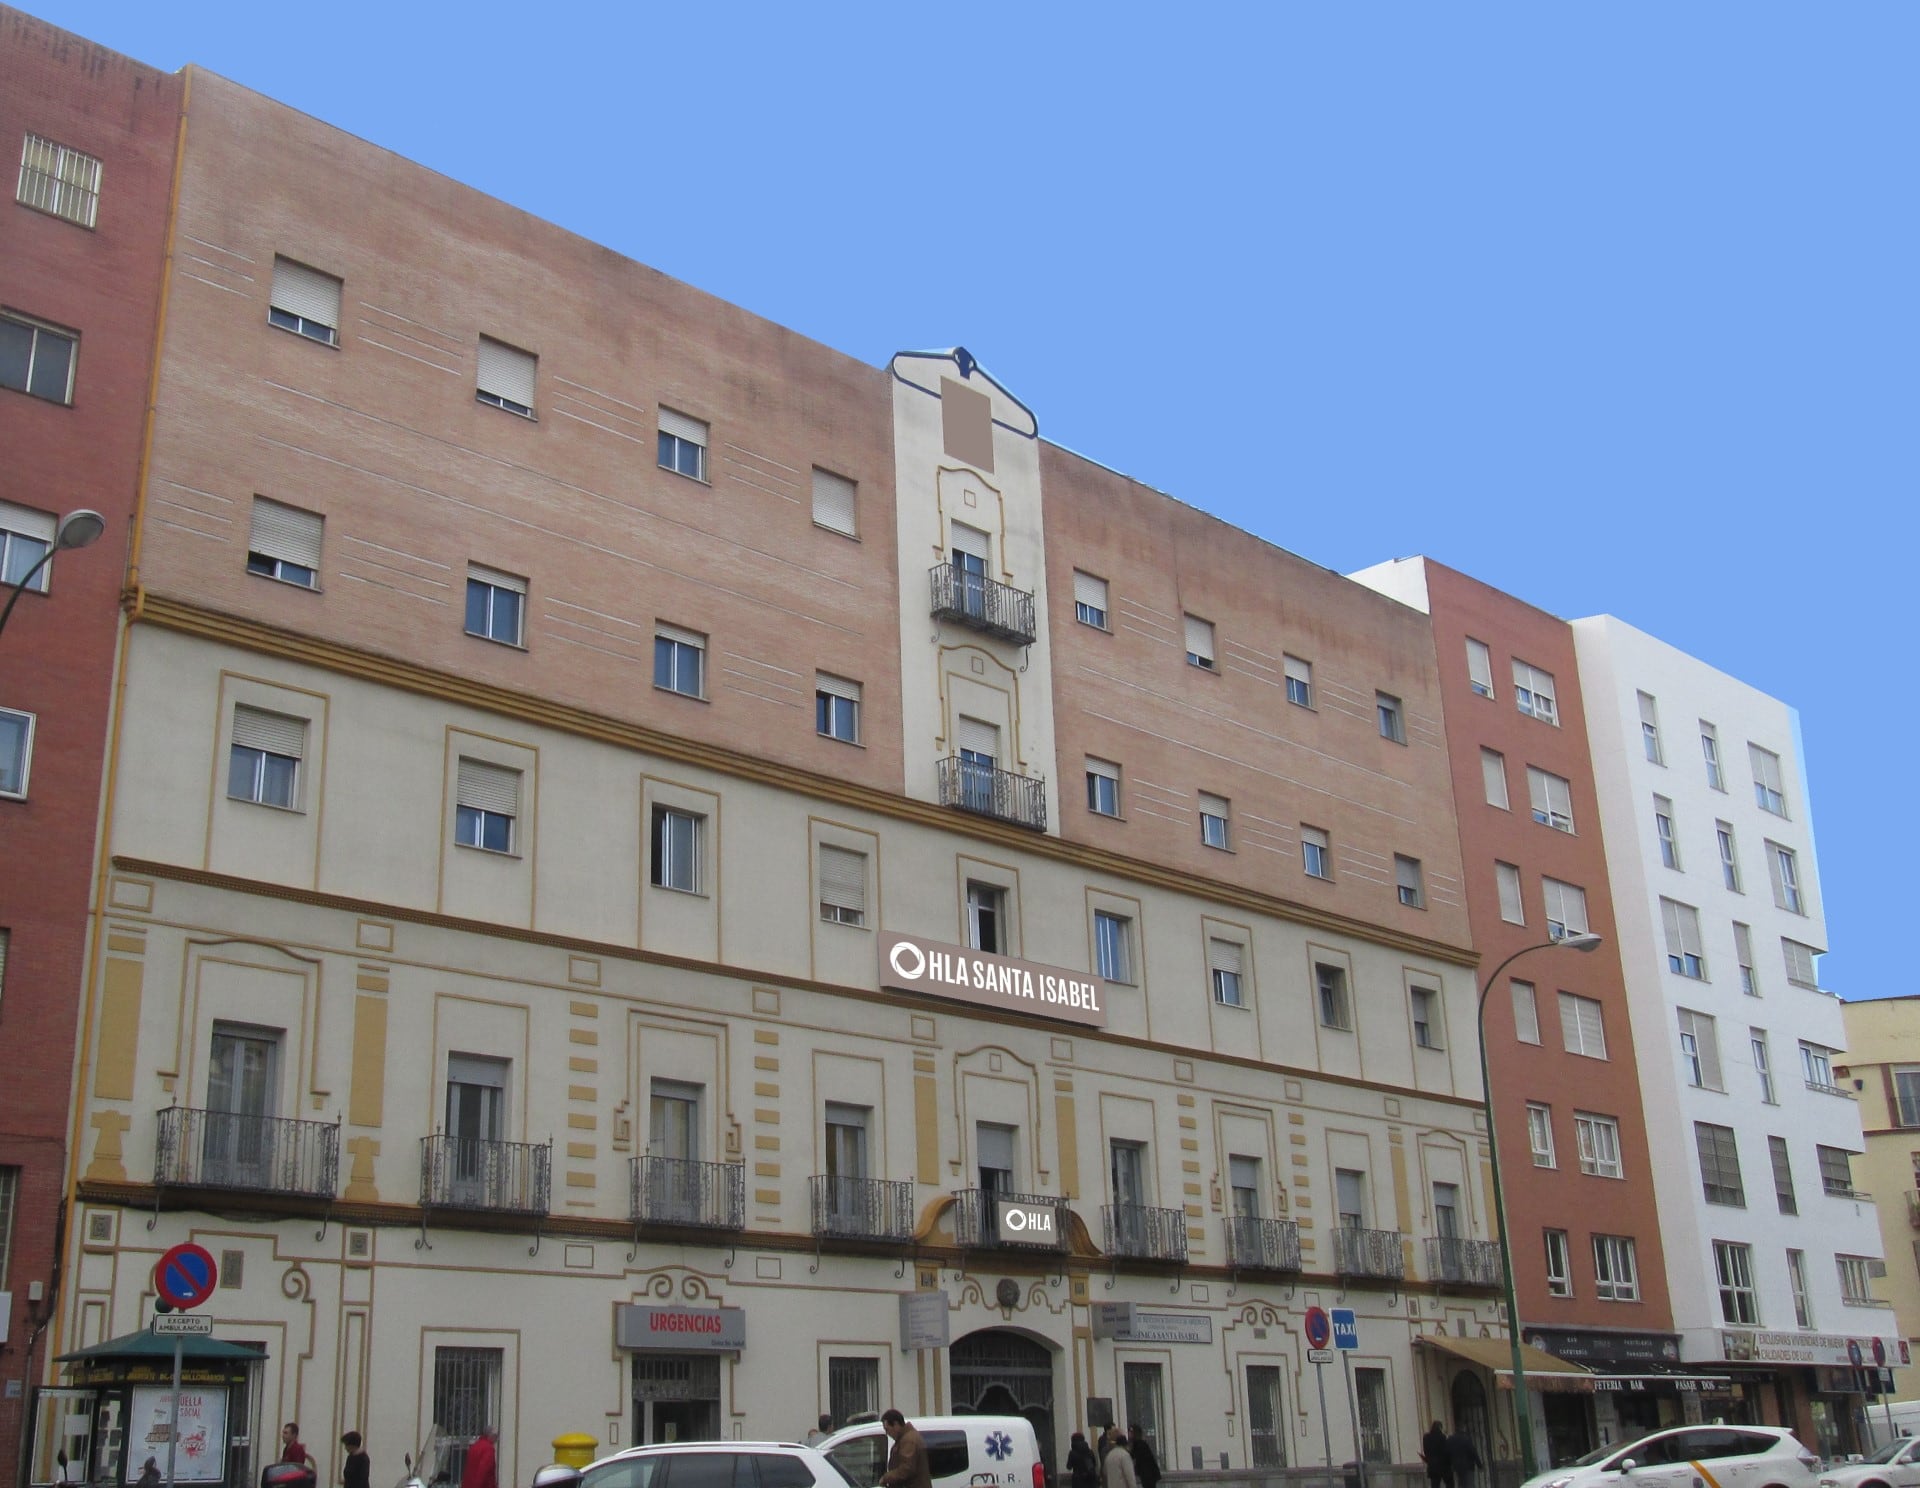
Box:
151, 1243, 218, 1488
1314, 1354, 1335, 1488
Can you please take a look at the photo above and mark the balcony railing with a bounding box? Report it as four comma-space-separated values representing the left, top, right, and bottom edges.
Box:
810, 1175, 915, 1242
1224, 1215, 1302, 1273
419, 1134, 550, 1214
938, 756, 1048, 832
631, 1156, 745, 1230
929, 564, 1037, 646
1426, 1236, 1503, 1287
1103, 1203, 1188, 1263
155, 1107, 339, 1199
1906, 1192, 1920, 1230
1334, 1225, 1406, 1282
951, 1188, 1071, 1251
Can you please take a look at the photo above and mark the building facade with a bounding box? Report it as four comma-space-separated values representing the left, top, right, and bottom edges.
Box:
1836, 998, 1920, 1401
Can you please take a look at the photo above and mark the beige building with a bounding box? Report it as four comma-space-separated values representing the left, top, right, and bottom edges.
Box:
1838, 997, 1920, 1399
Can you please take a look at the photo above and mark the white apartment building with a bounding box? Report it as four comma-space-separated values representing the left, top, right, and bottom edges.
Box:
1572, 616, 1893, 1455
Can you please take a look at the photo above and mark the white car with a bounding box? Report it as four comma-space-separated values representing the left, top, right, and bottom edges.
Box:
578, 1441, 856, 1488
1524, 1425, 1821, 1488
1820, 1437, 1920, 1488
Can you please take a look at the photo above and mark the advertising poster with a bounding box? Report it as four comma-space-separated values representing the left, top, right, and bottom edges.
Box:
126, 1388, 228, 1483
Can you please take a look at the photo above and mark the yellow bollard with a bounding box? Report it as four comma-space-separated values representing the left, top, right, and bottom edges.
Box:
551, 1435, 598, 1470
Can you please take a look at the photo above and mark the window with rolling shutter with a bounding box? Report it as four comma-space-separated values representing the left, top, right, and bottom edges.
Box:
269, 257, 342, 345
1184, 614, 1215, 670
1482, 748, 1509, 809
1208, 937, 1244, 1006
465, 564, 527, 646
1543, 877, 1588, 939
476, 336, 536, 416
1073, 570, 1109, 629
815, 672, 861, 743
1512, 658, 1558, 724
1782, 939, 1818, 990
1511, 979, 1540, 1044
1284, 654, 1312, 707
1527, 767, 1573, 831
812, 467, 856, 536
1085, 756, 1121, 817
1661, 898, 1706, 979
1394, 855, 1424, 909
1496, 862, 1525, 924
658, 408, 708, 480
0, 929, 8, 1013
654, 624, 706, 697
1301, 825, 1330, 880
0, 500, 57, 593
1465, 637, 1494, 698
16, 133, 100, 227
1559, 993, 1607, 1060
455, 758, 519, 854
957, 716, 998, 764
1198, 792, 1230, 849
228, 705, 307, 809
247, 498, 323, 588
818, 845, 867, 926
1677, 1007, 1723, 1089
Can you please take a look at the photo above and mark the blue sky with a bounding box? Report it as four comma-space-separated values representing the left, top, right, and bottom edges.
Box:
36, 3, 1906, 998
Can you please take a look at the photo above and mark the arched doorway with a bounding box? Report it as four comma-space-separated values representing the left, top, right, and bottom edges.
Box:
1450, 1371, 1489, 1478
950, 1329, 1055, 1482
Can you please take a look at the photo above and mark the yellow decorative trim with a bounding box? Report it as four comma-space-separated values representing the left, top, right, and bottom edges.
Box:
84, 1112, 131, 1183
569, 1056, 598, 1073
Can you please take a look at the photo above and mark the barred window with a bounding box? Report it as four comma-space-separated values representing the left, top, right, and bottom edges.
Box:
17, 133, 100, 227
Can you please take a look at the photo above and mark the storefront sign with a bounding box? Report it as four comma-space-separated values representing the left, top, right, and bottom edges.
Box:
1091, 1304, 1213, 1344
995, 1198, 1059, 1243
615, 1305, 745, 1352
899, 1291, 950, 1351
1590, 1376, 1730, 1394
1720, 1331, 1906, 1367
1522, 1328, 1681, 1366
879, 936, 1108, 1029
128, 1387, 227, 1483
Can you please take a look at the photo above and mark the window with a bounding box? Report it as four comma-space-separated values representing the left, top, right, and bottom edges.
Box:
1714, 1240, 1759, 1325
650, 806, 703, 893
1527, 1104, 1556, 1167
454, 759, 519, 853
1716, 823, 1740, 891
1094, 910, 1134, 984
1801, 1042, 1837, 1093
1410, 986, 1440, 1049
1543, 878, 1589, 940
653, 623, 705, 698
1335, 1168, 1368, 1228
812, 467, 857, 536
1769, 1135, 1797, 1214
1816, 1144, 1856, 1197
1678, 1008, 1723, 1089
816, 674, 861, 743
433, 1345, 503, 1484
1316, 963, 1351, 1030
1653, 795, 1678, 866
1199, 792, 1231, 850
16, 133, 101, 227
0, 311, 77, 405
268, 257, 342, 345
1661, 898, 1705, 978
1787, 1249, 1813, 1327
1838, 1255, 1877, 1306
1085, 757, 1121, 817
0, 708, 34, 798
1701, 722, 1725, 790
1511, 979, 1540, 1044
1229, 1154, 1261, 1218
1766, 843, 1804, 914
827, 1357, 879, 1428
1269, 654, 1310, 712
1301, 825, 1331, 880
1394, 855, 1425, 909
1122, 1363, 1167, 1472
1432, 1181, 1459, 1238
1465, 637, 1494, 698
965, 881, 1004, 954
1574, 1112, 1623, 1178
1481, 748, 1509, 809
475, 335, 535, 417
1184, 614, 1216, 671
655, 406, 711, 478
0, 501, 57, 595
1735, 922, 1759, 994
464, 564, 526, 646
246, 497, 323, 588
1895, 1068, 1920, 1127
1695, 1122, 1745, 1205
228, 707, 305, 810
818, 845, 867, 927
1638, 691, 1664, 764
1559, 993, 1607, 1060
1750, 744, 1787, 816
1495, 862, 1525, 924
1783, 939, 1819, 990
1073, 570, 1109, 629
0, 931, 7, 1017
1354, 1367, 1391, 1468
1209, 938, 1244, 1007
1513, 659, 1558, 724
1751, 1030, 1775, 1103
1593, 1234, 1640, 1301
1246, 1364, 1288, 1470
1376, 692, 1405, 744
1529, 768, 1574, 831
1543, 1229, 1572, 1297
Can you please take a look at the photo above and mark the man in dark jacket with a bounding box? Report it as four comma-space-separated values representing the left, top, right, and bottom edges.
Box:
1446, 1426, 1482, 1488
880, 1410, 932, 1488
1127, 1427, 1160, 1488
1421, 1421, 1452, 1488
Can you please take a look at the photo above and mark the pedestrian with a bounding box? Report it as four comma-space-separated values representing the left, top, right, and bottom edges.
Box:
1127, 1427, 1160, 1488
1067, 1432, 1098, 1488
879, 1410, 932, 1488
55, 1449, 80, 1484
342, 1432, 370, 1488
807, 1415, 833, 1447
282, 1425, 315, 1470
1445, 1425, 1481, 1488
1421, 1421, 1452, 1488
137, 1458, 161, 1488
460, 1428, 497, 1488
1101, 1429, 1137, 1488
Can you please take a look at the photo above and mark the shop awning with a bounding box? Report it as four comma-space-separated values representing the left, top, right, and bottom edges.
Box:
1416, 1334, 1594, 1392
57, 1329, 264, 1363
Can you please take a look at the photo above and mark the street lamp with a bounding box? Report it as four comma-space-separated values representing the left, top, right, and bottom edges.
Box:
0, 508, 106, 639
1477, 930, 1602, 1481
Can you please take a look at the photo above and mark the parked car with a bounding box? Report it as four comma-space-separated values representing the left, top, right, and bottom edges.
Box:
1524, 1425, 1821, 1488
820, 1415, 1045, 1488
578, 1442, 855, 1488
1820, 1436, 1920, 1488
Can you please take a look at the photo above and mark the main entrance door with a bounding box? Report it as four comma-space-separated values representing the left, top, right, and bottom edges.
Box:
949, 1330, 1055, 1483
633, 1355, 721, 1444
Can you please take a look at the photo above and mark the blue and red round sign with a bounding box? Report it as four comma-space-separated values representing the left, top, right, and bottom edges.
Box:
1304, 1306, 1332, 1350
154, 1243, 218, 1310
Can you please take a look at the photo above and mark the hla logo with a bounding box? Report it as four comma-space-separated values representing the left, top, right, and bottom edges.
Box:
1002, 1205, 1053, 1233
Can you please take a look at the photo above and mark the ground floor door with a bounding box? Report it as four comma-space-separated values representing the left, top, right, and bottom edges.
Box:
633, 1355, 721, 1445
1543, 1394, 1592, 1469
950, 1330, 1055, 1483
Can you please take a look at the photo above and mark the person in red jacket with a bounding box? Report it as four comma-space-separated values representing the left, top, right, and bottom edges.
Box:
282, 1425, 315, 1469
460, 1428, 498, 1488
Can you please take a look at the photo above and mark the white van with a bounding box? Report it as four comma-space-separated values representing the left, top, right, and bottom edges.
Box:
819, 1416, 1045, 1488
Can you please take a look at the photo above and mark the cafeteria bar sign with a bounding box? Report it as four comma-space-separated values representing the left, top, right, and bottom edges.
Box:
880, 935, 1108, 1028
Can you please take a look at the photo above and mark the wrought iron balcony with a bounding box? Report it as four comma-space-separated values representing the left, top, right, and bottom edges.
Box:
1224, 1215, 1302, 1273
811, 1174, 915, 1242
1906, 1191, 1920, 1230
1103, 1203, 1188, 1263
951, 1187, 1071, 1251
419, 1134, 550, 1215
929, 563, 1037, 646
1425, 1236, 1503, 1287
1334, 1225, 1406, 1282
631, 1156, 745, 1230
155, 1107, 339, 1199
937, 756, 1048, 832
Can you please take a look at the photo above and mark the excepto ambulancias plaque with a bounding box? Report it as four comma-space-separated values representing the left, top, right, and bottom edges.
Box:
878, 935, 1108, 1028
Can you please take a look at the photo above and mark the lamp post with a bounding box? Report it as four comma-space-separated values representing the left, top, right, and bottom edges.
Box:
1477, 930, 1602, 1481
0, 508, 106, 640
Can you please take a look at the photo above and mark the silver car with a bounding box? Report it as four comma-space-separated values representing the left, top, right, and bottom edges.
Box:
1819, 1437, 1920, 1488
1524, 1425, 1821, 1488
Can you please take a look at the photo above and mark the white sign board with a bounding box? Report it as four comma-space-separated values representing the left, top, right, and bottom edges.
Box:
153, 1315, 213, 1335
899, 1291, 950, 1351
